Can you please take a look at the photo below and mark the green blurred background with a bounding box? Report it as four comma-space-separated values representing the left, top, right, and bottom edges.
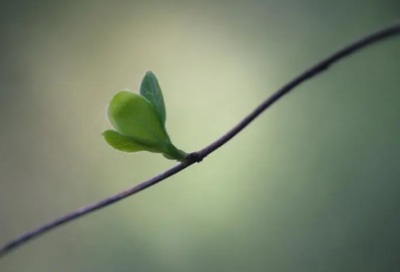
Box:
0, 1, 399, 271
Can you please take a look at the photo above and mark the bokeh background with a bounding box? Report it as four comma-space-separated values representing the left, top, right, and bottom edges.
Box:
0, 0, 399, 271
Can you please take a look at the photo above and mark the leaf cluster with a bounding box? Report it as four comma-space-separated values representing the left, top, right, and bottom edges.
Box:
102, 72, 187, 162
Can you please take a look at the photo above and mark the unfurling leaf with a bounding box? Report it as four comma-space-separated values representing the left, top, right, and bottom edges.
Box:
106, 90, 169, 149
140, 71, 167, 126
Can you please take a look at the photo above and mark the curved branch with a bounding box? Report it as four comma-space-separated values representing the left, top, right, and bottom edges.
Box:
1, 20, 400, 260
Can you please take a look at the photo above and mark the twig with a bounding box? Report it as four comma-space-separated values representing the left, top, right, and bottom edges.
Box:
1, 20, 400, 260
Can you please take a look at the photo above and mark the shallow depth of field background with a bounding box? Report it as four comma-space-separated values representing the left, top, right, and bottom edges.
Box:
0, 1, 399, 272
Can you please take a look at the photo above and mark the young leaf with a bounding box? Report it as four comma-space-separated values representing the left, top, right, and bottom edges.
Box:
107, 90, 169, 150
102, 130, 159, 153
140, 71, 167, 125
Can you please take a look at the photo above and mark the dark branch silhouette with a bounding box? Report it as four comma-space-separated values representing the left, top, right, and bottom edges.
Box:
1, 20, 400, 260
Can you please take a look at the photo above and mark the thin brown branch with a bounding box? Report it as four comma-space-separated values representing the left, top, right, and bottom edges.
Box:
1, 20, 400, 260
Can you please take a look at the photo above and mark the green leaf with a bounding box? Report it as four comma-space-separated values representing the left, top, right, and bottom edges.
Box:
140, 71, 167, 125
102, 130, 159, 153
107, 90, 169, 150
